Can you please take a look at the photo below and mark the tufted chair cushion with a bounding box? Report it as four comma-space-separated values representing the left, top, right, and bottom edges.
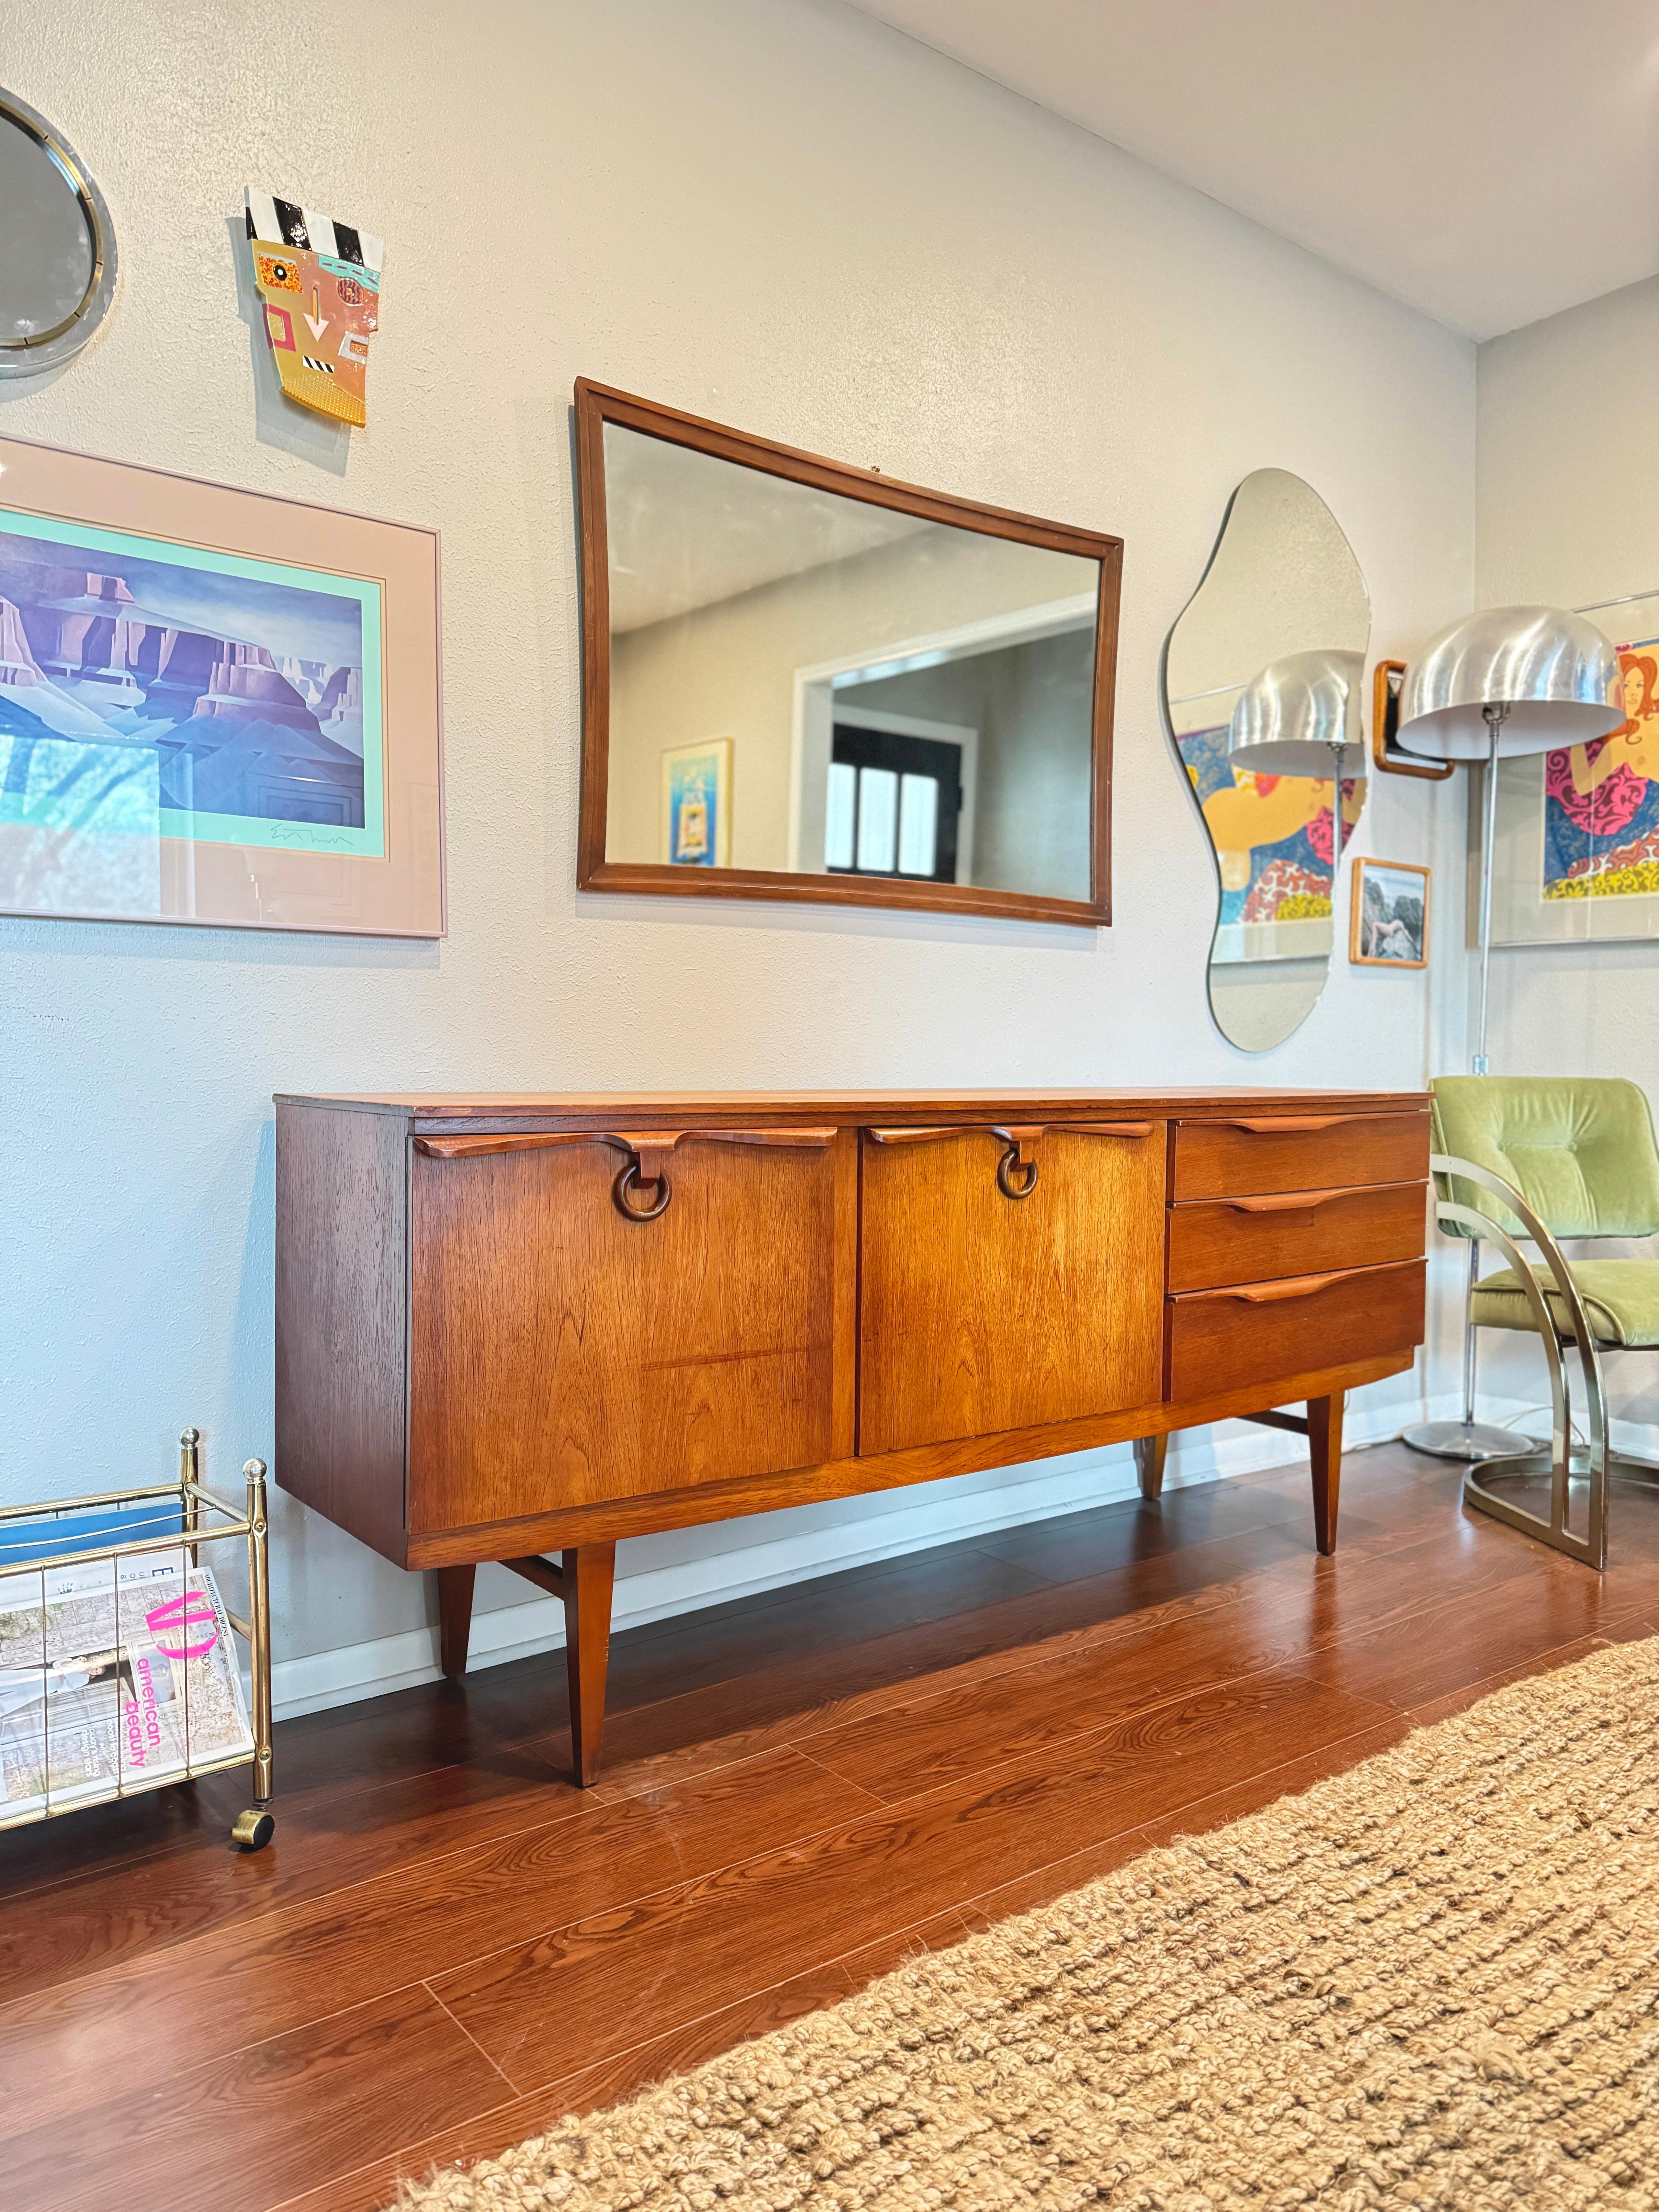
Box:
1431, 1075, 1659, 1242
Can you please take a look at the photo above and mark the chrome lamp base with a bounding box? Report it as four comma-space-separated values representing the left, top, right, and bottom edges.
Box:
1403, 1415, 1540, 1462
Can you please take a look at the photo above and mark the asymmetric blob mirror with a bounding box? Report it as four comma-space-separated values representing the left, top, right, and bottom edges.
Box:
1163, 469, 1370, 1051
576, 381, 1121, 925
0, 89, 118, 380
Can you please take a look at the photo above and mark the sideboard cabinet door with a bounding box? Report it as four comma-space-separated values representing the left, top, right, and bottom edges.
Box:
857, 1122, 1166, 1455
408, 1134, 847, 1532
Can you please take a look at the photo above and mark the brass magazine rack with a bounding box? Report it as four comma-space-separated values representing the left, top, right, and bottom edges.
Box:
0, 1428, 274, 1850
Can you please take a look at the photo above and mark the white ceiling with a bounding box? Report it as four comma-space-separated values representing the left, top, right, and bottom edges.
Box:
848, 0, 1659, 340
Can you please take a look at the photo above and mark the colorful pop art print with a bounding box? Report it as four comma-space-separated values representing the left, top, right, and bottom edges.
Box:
1349, 857, 1429, 968
0, 435, 441, 937
1172, 705, 1362, 961
1490, 610, 1659, 948
660, 738, 732, 867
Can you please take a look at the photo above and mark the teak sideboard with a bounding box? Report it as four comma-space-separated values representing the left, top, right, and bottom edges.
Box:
275, 1089, 1430, 1783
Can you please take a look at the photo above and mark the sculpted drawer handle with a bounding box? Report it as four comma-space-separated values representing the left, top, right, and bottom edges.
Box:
1225, 1188, 1348, 1214
864, 1125, 971, 1146
1221, 1116, 1356, 1134
413, 1125, 837, 1225
1051, 1122, 1155, 1140
1191, 1271, 1347, 1304
1221, 1274, 1353, 1300
864, 1122, 1154, 1143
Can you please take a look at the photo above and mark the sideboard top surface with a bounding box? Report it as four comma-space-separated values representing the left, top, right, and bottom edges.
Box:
276, 1087, 1431, 1123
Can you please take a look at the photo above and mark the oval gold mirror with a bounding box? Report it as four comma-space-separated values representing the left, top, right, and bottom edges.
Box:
1163, 469, 1369, 1051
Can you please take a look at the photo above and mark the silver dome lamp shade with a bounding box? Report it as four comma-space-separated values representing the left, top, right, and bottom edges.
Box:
1397, 605, 1622, 1467
1228, 646, 1366, 882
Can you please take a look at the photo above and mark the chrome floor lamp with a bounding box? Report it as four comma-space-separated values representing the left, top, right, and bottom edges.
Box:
1395, 606, 1622, 1461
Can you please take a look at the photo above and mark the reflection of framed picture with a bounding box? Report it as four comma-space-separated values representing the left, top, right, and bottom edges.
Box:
1370, 658, 1451, 780
1350, 857, 1429, 967
0, 435, 442, 936
660, 738, 732, 867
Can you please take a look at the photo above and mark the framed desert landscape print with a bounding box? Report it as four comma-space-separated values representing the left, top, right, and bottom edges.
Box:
0, 434, 442, 935
1350, 857, 1429, 967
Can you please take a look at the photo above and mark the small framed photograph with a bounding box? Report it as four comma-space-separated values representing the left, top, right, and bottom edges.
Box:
1350, 857, 1430, 967
660, 738, 732, 867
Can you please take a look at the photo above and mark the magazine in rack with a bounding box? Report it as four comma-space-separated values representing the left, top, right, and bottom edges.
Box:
0, 1543, 254, 1820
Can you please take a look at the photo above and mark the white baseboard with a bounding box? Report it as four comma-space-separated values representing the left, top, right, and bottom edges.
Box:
271, 1386, 1424, 1723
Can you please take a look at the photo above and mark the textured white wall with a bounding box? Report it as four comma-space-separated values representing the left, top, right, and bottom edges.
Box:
1475, 276, 1659, 1434
0, 0, 1475, 1709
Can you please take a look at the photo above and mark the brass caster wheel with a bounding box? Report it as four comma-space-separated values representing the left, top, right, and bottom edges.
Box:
232, 1807, 275, 1851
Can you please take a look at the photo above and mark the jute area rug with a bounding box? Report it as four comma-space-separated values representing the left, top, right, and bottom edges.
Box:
399, 1639, 1659, 2211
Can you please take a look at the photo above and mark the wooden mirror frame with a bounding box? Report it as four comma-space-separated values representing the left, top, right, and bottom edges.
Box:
574, 379, 1123, 927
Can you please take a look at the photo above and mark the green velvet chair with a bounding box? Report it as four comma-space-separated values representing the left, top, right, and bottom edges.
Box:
1430, 1074, 1659, 1568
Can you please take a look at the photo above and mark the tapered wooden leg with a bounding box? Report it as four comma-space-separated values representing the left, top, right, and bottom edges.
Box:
1308, 1391, 1343, 1555
437, 1564, 476, 1679
1133, 1434, 1169, 1499
562, 1541, 617, 1787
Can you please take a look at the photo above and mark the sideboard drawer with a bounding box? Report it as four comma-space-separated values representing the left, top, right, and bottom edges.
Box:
1166, 1257, 1425, 1400
408, 1130, 847, 1530
1168, 1179, 1427, 1293
858, 1120, 1165, 1455
1172, 1110, 1429, 1200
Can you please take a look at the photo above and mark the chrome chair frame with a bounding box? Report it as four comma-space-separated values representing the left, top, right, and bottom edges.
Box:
1433, 1151, 1617, 1570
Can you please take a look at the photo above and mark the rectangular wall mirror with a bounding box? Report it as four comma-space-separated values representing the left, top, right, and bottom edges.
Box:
575, 380, 1122, 926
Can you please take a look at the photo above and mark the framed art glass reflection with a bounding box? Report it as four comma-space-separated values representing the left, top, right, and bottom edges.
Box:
0, 434, 441, 935
660, 737, 732, 867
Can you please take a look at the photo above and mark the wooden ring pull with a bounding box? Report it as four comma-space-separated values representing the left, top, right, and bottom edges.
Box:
612, 1159, 671, 1222
995, 1142, 1040, 1200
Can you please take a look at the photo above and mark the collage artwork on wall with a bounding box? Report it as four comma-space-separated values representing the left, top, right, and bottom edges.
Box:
1493, 594, 1659, 947
0, 434, 442, 936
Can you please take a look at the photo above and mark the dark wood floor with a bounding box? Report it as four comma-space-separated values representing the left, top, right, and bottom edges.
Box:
3, 1441, 1657, 2212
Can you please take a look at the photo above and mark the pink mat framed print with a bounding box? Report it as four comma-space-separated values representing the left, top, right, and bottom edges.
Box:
0, 435, 442, 936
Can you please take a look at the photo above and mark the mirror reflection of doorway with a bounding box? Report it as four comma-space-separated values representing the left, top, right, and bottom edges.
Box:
826, 716, 965, 882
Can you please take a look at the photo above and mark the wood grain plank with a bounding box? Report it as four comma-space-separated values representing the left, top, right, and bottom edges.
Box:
1403, 1617, 1655, 1731
581, 1523, 1315, 1800
1134, 1716, 1413, 1852
0, 1747, 871, 2143
267, 1961, 858, 2212
799, 1575, 1333, 1801
431, 1667, 1393, 2091
0, 1735, 581, 2008
0, 1983, 505, 2212
1296, 1559, 1633, 1710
